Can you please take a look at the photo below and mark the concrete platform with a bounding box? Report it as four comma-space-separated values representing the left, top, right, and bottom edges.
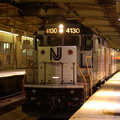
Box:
69, 72, 120, 120
0, 69, 25, 78
0, 107, 38, 120
0, 69, 26, 97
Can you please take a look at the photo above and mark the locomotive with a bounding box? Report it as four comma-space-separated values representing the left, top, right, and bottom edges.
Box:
22, 21, 120, 118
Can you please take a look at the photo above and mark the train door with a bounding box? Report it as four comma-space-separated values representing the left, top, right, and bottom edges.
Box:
110, 49, 115, 74
108, 49, 116, 75
81, 35, 93, 66
79, 35, 93, 87
104, 43, 110, 78
92, 35, 100, 85
104, 45, 107, 78
101, 39, 106, 79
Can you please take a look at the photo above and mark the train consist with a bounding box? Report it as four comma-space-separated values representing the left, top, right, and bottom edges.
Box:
22, 21, 120, 118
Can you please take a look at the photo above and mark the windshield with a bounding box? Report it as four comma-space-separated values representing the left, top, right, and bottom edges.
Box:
47, 36, 62, 45
47, 35, 79, 46
64, 36, 79, 45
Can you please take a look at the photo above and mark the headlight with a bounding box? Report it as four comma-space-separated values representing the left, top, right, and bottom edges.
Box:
59, 24, 64, 33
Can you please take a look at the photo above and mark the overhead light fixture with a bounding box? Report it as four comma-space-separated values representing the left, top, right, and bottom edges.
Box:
0, 30, 18, 36
22, 36, 33, 39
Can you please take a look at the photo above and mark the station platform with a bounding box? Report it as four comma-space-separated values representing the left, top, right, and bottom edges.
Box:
0, 69, 26, 97
69, 71, 120, 120
0, 69, 25, 78
0, 107, 38, 120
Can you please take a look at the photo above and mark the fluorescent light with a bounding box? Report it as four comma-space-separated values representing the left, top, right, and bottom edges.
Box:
12, 33, 18, 36
0, 30, 18, 36
22, 36, 33, 39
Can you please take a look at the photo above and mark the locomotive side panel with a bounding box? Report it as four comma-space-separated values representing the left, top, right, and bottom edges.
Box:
111, 49, 116, 74
116, 52, 120, 70
92, 36, 100, 84
92, 36, 110, 85
105, 46, 110, 77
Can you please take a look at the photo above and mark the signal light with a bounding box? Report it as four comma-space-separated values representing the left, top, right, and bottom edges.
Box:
68, 50, 73, 55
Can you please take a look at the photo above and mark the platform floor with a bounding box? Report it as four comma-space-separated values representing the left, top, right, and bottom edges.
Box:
0, 69, 25, 78
69, 72, 120, 120
0, 107, 38, 120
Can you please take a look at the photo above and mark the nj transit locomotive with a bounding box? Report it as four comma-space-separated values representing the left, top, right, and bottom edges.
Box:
22, 21, 120, 118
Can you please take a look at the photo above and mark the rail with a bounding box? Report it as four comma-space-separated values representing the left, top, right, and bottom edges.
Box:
85, 56, 92, 95
75, 62, 88, 100
0, 92, 22, 101
0, 92, 24, 109
22, 62, 34, 94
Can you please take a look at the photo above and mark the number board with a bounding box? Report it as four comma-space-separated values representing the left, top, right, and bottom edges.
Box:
45, 24, 81, 34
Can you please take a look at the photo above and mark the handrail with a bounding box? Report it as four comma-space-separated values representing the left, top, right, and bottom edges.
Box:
76, 62, 88, 100
85, 56, 92, 95
22, 47, 35, 96
22, 62, 34, 96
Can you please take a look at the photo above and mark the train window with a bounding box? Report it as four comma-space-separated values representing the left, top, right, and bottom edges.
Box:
85, 39, 93, 50
82, 36, 93, 50
64, 36, 79, 45
47, 36, 62, 45
35, 35, 44, 50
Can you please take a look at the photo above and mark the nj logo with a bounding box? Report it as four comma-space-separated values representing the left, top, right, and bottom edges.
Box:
50, 47, 62, 61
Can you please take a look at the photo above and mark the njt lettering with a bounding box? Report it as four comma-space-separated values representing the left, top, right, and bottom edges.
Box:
50, 47, 62, 61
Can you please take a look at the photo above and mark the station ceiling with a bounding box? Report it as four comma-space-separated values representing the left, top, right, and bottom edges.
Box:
0, 0, 120, 49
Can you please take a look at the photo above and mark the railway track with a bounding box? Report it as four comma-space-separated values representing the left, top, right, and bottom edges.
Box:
0, 92, 39, 120
0, 92, 69, 120
0, 92, 25, 115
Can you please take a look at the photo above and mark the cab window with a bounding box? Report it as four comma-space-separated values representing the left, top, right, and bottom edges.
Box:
82, 35, 93, 50
64, 36, 79, 45
47, 36, 62, 45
